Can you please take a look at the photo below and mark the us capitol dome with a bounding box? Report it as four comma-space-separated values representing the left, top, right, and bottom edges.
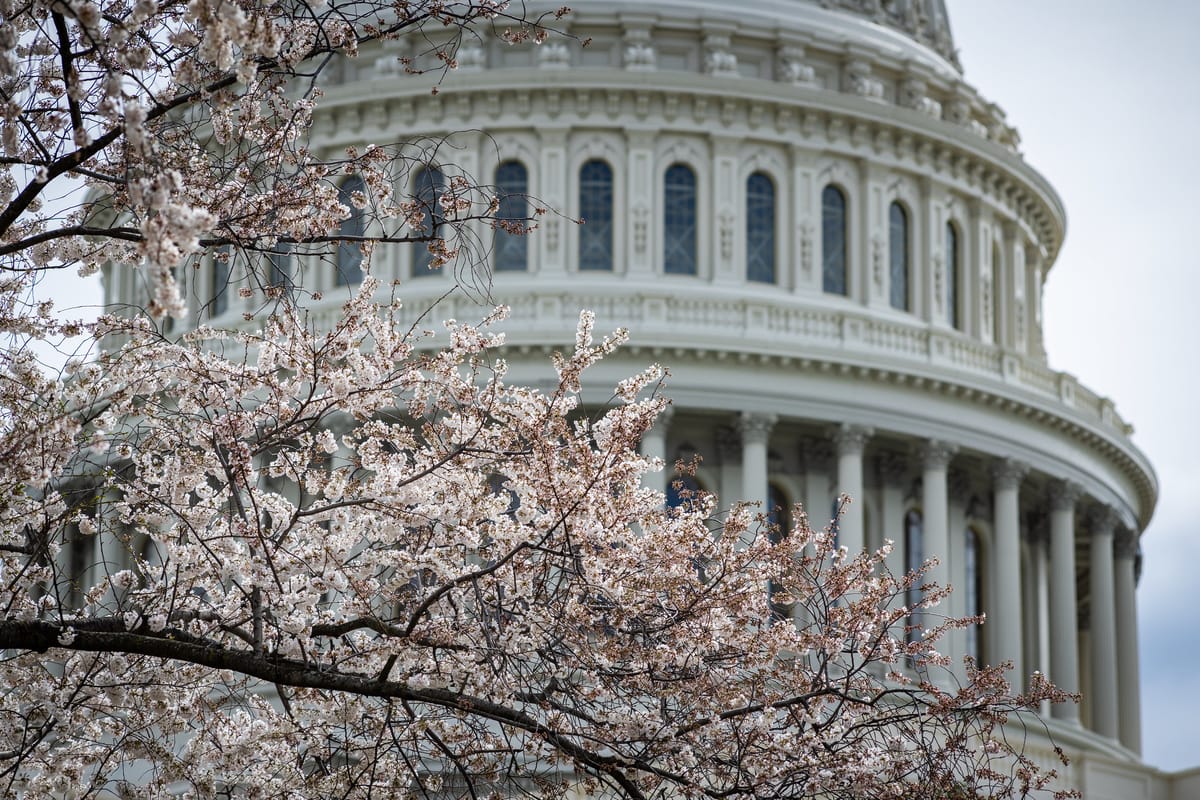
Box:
102, 1, 1185, 797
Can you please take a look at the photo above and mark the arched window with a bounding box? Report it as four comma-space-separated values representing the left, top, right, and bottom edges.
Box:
965, 526, 983, 662
889, 202, 909, 310
494, 161, 528, 272
991, 242, 1002, 344
746, 172, 776, 283
212, 248, 230, 316
412, 166, 445, 277
945, 221, 960, 329
268, 244, 292, 295
336, 176, 366, 286
904, 508, 924, 642
579, 159, 614, 271
822, 185, 847, 295
663, 164, 697, 275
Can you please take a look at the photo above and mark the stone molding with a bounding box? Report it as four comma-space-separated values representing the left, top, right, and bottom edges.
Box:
991, 457, 1029, 491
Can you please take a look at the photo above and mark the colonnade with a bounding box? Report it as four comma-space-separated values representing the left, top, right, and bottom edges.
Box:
641, 409, 1143, 753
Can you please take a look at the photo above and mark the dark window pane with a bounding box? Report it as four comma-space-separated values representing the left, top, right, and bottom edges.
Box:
494, 161, 528, 272
663, 164, 697, 275
746, 172, 776, 283
889, 202, 909, 310
268, 244, 292, 295
579, 160, 614, 271
946, 222, 959, 329
413, 167, 445, 277
822, 185, 847, 295
212, 248, 230, 316
336, 176, 365, 286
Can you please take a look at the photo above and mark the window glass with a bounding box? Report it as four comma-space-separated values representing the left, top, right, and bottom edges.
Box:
663, 164, 697, 275
268, 244, 292, 295
889, 202, 909, 310
494, 161, 528, 272
579, 160, 614, 271
946, 222, 959, 329
412, 167, 445, 277
746, 172, 776, 283
336, 176, 366, 285
212, 248, 230, 316
822, 185, 847, 295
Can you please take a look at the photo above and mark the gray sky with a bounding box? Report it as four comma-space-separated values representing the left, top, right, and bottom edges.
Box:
23, 0, 1199, 775
947, 0, 1200, 772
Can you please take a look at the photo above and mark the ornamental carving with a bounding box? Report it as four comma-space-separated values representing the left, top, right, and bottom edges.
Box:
777, 46, 817, 85
871, 234, 884, 290
456, 44, 485, 71
1047, 480, 1082, 512
737, 412, 778, 445
800, 222, 815, 278
623, 31, 656, 71
704, 35, 739, 77
719, 209, 736, 261
991, 458, 1029, 490
843, 60, 884, 101
537, 41, 570, 70
899, 77, 942, 118
920, 439, 958, 471
817, 0, 961, 68
831, 424, 873, 456
632, 205, 649, 253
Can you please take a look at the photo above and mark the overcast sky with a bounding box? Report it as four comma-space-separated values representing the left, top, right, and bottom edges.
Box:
946, 0, 1200, 772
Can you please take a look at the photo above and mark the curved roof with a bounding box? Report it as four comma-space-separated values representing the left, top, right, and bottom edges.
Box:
809, 0, 960, 68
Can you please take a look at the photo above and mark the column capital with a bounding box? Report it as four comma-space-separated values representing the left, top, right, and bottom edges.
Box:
991, 458, 1029, 490
1047, 479, 1083, 512
1115, 528, 1140, 560
1088, 506, 1119, 538
920, 439, 958, 471
737, 412, 777, 445
831, 423, 873, 456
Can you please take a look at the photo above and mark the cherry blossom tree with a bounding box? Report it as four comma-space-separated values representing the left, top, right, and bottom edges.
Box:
0, 273, 1076, 797
1, 0, 560, 315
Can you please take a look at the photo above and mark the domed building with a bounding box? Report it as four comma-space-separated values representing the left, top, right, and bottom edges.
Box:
101, 1, 1187, 797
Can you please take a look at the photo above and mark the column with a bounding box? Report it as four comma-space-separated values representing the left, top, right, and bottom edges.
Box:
1047, 480, 1082, 723
639, 406, 673, 495
920, 440, 957, 592
832, 424, 872, 555
1089, 507, 1119, 740
800, 438, 833, 536
1114, 527, 1142, 753
738, 413, 777, 539
877, 453, 907, 578
991, 458, 1028, 687
1030, 518, 1052, 717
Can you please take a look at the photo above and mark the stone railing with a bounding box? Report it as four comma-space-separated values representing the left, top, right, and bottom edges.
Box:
281, 282, 1137, 445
